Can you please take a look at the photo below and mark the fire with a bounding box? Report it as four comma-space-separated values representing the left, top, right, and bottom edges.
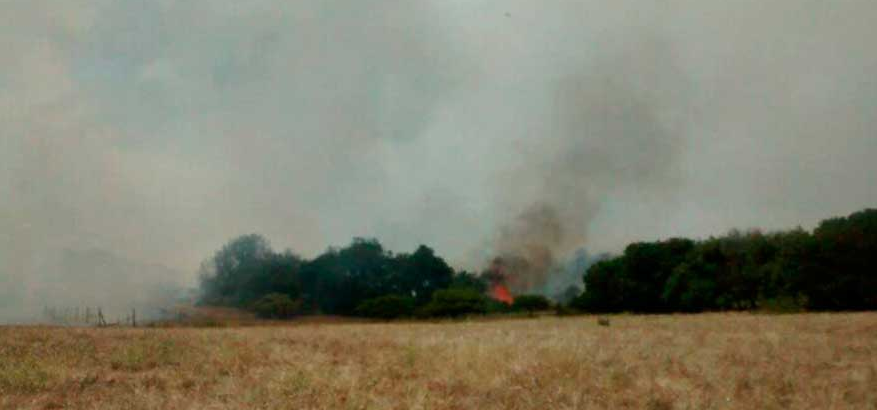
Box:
491, 283, 514, 305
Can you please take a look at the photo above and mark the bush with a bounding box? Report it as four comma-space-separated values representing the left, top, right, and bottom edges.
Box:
512, 294, 551, 313
354, 295, 415, 319
484, 298, 513, 314
416, 288, 487, 318
756, 295, 807, 313
252, 293, 302, 319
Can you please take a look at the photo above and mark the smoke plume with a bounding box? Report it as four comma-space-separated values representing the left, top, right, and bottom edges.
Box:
3, 1, 877, 320
485, 41, 688, 294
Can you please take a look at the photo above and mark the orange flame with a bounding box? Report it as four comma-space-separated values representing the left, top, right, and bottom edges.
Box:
491, 284, 514, 305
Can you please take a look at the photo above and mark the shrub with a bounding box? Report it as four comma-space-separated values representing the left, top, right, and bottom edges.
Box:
252, 293, 302, 319
354, 295, 415, 319
756, 295, 807, 313
484, 298, 513, 314
512, 294, 551, 313
416, 288, 487, 318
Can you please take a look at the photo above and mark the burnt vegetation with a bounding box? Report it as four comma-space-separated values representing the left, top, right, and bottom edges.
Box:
197, 208, 877, 318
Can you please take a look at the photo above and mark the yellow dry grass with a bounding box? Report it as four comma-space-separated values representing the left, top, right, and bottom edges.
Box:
1, 313, 875, 409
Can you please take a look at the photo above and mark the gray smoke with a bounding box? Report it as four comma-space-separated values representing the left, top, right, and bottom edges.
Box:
485, 40, 689, 293
3, 1, 877, 320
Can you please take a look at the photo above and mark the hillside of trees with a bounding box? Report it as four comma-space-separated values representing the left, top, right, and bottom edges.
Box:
197, 208, 877, 318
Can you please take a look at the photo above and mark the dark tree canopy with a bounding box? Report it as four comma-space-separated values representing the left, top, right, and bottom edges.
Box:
253, 293, 303, 319
198, 234, 302, 307
416, 288, 488, 318
512, 295, 551, 312
450, 270, 489, 294
575, 209, 877, 313
197, 209, 877, 319
355, 295, 415, 319
199, 236, 469, 317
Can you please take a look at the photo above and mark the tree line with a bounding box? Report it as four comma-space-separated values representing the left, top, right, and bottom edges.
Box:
197, 208, 876, 318
573, 208, 877, 312
197, 236, 523, 318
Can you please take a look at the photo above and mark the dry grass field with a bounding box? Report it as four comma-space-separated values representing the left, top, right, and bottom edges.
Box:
1, 313, 875, 410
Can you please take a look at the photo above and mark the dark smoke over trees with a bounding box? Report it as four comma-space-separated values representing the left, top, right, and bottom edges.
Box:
5, 2, 877, 323
481, 42, 689, 299
197, 208, 876, 318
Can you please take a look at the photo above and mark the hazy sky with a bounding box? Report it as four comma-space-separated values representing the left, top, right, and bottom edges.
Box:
3, 0, 876, 298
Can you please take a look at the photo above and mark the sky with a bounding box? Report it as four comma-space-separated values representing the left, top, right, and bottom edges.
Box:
2, 1, 876, 318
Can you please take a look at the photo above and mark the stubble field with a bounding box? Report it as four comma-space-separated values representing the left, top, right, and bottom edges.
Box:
1, 313, 875, 410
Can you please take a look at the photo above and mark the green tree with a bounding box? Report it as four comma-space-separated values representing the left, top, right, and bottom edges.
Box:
354, 295, 415, 319
662, 259, 718, 312
198, 234, 277, 306
252, 293, 303, 319
512, 295, 551, 313
800, 209, 877, 310
416, 288, 487, 318
621, 238, 695, 312
449, 270, 489, 294
573, 258, 625, 312
391, 245, 455, 305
